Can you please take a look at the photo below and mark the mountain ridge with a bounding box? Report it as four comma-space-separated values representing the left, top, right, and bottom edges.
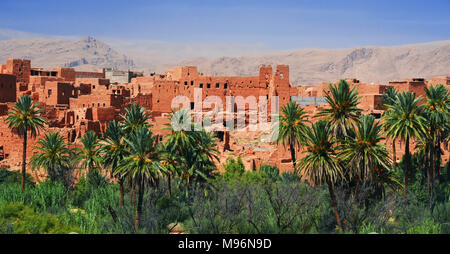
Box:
0, 36, 135, 71
0, 32, 449, 85
162, 40, 450, 85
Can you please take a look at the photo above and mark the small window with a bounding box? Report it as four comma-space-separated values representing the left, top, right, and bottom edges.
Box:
200, 83, 203, 88
224, 83, 228, 89
216, 83, 220, 88
103, 103, 106, 107
184, 81, 188, 86
191, 81, 194, 86
207, 83, 211, 88
93, 85, 96, 89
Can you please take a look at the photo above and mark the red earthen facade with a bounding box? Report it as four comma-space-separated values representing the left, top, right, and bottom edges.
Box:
0, 58, 448, 180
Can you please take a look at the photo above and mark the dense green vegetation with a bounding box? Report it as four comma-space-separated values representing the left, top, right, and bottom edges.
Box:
0, 82, 448, 234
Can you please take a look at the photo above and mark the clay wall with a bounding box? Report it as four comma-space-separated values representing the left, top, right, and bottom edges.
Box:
0, 74, 17, 102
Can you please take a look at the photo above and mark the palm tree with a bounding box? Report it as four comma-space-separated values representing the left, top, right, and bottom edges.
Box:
316, 80, 362, 138
30, 132, 75, 183
424, 84, 449, 179
384, 91, 427, 197
297, 120, 344, 231
77, 131, 102, 179
101, 120, 128, 206
273, 101, 308, 170
6, 95, 47, 191
120, 103, 152, 133
422, 84, 449, 208
115, 126, 164, 232
185, 129, 219, 183
120, 103, 152, 207
338, 115, 393, 199
380, 87, 399, 171
165, 109, 219, 187
160, 143, 182, 197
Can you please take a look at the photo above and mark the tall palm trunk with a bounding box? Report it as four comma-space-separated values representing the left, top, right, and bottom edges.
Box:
404, 137, 410, 197
135, 177, 144, 232
119, 177, 125, 206
435, 138, 441, 182
21, 128, 28, 191
132, 183, 136, 209
392, 139, 397, 171
327, 180, 342, 232
428, 144, 433, 211
289, 141, 297, 172
168, 173, 172, 197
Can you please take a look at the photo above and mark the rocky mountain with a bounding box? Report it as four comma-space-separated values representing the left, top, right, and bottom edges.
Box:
160, 40, 450, 85
0, 30, 449, 85
0, 36, 135, 71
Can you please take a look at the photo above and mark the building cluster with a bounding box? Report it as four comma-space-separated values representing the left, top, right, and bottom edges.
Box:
0, 58, 449, 178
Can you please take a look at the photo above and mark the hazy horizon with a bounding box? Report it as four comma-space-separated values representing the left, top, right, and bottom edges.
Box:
1, 0, 450, 51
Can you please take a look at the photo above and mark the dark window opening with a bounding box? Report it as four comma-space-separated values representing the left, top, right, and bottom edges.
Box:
216, 83, 220, 88
191, 81, 194, 86
200, 83, 203, 88
184, 81, 188, 86
207, 83, 211, 88
371, 113, 382, 119
224, 83, 228, 89
190, 102, 195, 110
216, 131, 224, 142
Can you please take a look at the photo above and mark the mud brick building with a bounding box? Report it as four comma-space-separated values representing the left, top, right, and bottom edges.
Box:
0, 58, 448, 179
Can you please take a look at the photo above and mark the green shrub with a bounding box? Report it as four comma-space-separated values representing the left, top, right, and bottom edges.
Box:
72, 173, 109, 207
259, 164, 280, 181
223, 157, 246, 176
0, 202, 79, 234
0, 168, 34, 187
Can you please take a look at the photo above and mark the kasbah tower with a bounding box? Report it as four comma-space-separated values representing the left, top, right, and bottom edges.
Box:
0, 58, 449, 180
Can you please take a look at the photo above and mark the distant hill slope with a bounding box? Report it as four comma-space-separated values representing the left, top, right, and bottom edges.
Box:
162, 40, 450, 85
0, 31, 448, 85
0, 36, 135, 71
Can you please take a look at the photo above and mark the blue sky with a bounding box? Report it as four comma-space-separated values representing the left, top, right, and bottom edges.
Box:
1, 0, 450, 50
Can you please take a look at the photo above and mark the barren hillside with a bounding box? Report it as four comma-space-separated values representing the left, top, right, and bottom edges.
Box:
0, 36, 135, 71
161, 40, 450, 85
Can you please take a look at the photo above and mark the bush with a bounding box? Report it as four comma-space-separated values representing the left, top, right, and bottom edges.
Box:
259, 164, 280, 181
0, 181, 71, 214
0, 202, 79, 234
72, 173, 109, 207
0, 168, 34, 187
223, 157, 246, 176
